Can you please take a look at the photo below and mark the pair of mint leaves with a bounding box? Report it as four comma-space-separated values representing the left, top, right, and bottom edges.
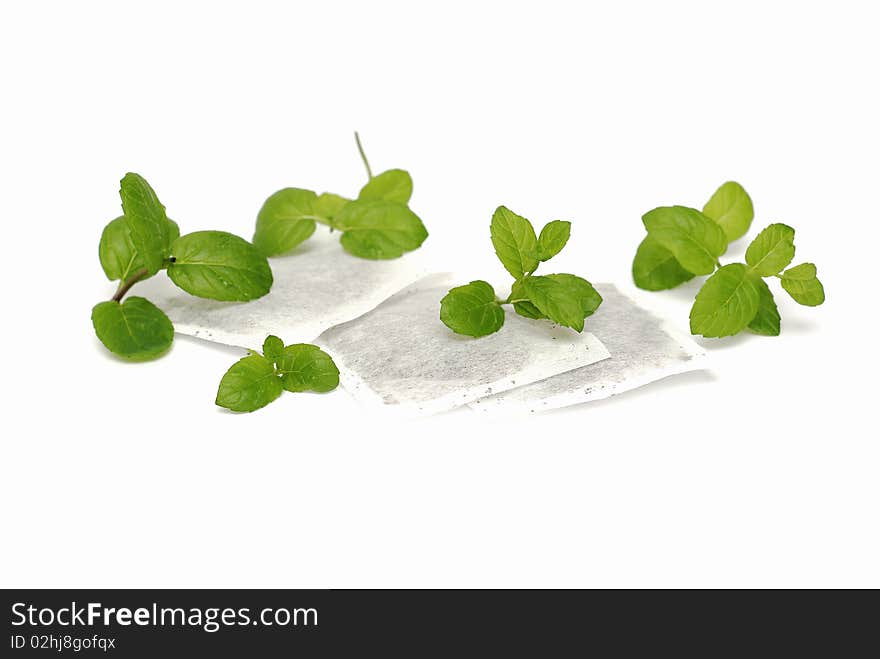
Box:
216, 335, 340, 412
440, 206, 602, 337
252, 134, 428, 260
632, 181, 825, 337
93, 173, 273, 360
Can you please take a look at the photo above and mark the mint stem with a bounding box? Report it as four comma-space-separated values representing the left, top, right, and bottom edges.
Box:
112, 267, 149, 303
354, 131, 373, 180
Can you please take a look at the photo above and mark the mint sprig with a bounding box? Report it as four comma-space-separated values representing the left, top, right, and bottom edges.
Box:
216, 335, 340, 412
93, 173, 272, 360
252, 133, 428, 260
440, 206, 602, 337
632, 181, 825, 338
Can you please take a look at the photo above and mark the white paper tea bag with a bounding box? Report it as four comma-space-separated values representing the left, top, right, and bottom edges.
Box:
470, 284, 707, 414
315, 274, 611, 416
137, 229, 426, 349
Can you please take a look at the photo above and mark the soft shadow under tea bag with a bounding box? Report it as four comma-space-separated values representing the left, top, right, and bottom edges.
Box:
470, 284, 707, 414
138, 230, 425, 349
315, 274, 611, 416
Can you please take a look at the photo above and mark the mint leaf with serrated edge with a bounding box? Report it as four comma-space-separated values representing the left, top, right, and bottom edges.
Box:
781, 263, 825, 306
634, 182, 825, 338
314, 193, 350, 228
119, 173, 172, 276
215, 354, 283, 413
440, 280, 505, 337
745, 223, 795, 276
490, 206, 539, 279
642, 205, 727, 276
358, 169, 413, 205
262, 335, 285, 362
510, 279, 546, 320
92, 297, 174, 361
632, 235, 695, 291
441, 208, 601, 337
276, 344, 340, 393
94, 174, 275, 366
689, 263, 760, 337
167, 231, 272, 301
537, 220, 571, 261
702, 181, 754, 243
99, 215, 180, 282
253, 187, 319, 257
215, 337, 340, 412
748, 277, 781, 336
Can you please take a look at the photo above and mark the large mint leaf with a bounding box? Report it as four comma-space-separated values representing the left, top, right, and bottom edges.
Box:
689, 263, 760, 337
119, 173, 172, 275
702, 181, 754, 242
167, 231, 273, 301
631, 235, 695, 291
336, 199, 428, 259
642, 205, 727, 276
745, 223, 796, 276
440, 280, 505, 337
99, 215, 180, 282
358, 169, 413, 205
215, 354, 282, 412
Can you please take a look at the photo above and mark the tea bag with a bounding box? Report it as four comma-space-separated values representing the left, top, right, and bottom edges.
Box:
316, 274, 611, 416
470, 284, 707, 414
137, 229, 426, 349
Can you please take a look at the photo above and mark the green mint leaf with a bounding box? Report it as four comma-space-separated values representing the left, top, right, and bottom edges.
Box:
509, 280, 546, 319
642, 205, 727, 276
276, 344, 340, 393
167, 231, 273, 301
780, 263, 825, 306
99, 216, 145, 282
440, 280, 505, 337
253, 188, 319, 257
748, 276, 781, 336
520, 274, 602, 332
689, 263, 760, 337
702, 181, 754, 242
490, 206, 539, 279
631, 235, 695, 291
536, 220, 571, 261
99, 215, 180, 282
357, 169, 413, 205
745, 223, 796, 276
314, 192, 350, 228
544, 274, 603, 316
335, 199, 428, 259
215, 354, 283, 412
512, 301, 546, 319
92, 296, 174, 361
119, 173, 172, 276
262, 335, 284, 361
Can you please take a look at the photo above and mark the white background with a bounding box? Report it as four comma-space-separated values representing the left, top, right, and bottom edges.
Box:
1, 1, 877, 587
